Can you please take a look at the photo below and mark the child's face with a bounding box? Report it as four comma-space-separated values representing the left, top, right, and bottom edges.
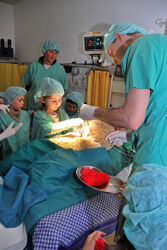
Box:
11, 95, 24, 111
0, 97, 4, 104
65, 101, 78, 114
43, 94, 62, 113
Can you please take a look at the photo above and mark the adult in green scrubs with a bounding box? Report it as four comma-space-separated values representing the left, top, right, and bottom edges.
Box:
0, 87, 30, 158
80, 21, 167, 249
22, 40, 68, 110
122, 32, 167, 171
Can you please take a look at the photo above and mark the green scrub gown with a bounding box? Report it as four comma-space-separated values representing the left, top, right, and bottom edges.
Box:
62, 100, 81, 119
63, 107, 80, 119
121, 33, 167, 172
67, 112, 80, 118
31, 108, 70, 140
0, 111, 30, 158
22, 61, 68, 110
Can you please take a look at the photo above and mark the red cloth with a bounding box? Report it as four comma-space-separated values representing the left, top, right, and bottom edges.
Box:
81, 169, 110, 187
94, 238, 105, 250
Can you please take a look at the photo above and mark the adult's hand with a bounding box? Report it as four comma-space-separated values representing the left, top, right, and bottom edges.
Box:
80, 104, 98, 120
106, 130, 128, 145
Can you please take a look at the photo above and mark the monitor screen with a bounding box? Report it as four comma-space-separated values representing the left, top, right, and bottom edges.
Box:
84, 36, 104, 52
83, 31, 106, 55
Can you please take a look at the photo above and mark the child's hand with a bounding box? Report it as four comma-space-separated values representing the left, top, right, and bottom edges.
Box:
82, 231, 106, 250
0, 122, 23, 141
79, 125, 90, 137
52, 118, 84, 132
0, 104, 10, 113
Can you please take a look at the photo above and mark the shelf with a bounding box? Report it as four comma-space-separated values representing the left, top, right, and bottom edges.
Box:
63, 63, 112, 71
113, 76, 124, 81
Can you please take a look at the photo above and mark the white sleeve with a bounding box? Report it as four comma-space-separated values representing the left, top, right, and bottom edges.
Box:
52, 118, 84, 132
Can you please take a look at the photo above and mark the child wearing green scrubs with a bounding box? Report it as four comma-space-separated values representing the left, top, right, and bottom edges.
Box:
0, 95, 5, 104
31, 77, 70, 140
0, 87, 30, 158
63, 91, 84, 118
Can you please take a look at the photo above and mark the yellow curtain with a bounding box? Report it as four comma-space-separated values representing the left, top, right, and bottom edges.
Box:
86, 70, 111, 108
0, 63, 28, 91
0, 62, 29, 108
18, 64, 29, 81
86, 70, 94, 105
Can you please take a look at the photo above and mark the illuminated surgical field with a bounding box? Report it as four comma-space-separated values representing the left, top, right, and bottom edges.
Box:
50, 120, 115, 150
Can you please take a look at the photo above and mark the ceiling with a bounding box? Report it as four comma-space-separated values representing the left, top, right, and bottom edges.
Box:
0, 0, 21, 5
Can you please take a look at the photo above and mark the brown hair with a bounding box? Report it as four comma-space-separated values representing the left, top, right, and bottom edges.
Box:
40, 96, 48, 111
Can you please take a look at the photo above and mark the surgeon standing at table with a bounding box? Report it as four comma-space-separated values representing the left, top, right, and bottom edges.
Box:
22, 40, 68, 110
81, 20, 167, 249
81, 20, 167, 175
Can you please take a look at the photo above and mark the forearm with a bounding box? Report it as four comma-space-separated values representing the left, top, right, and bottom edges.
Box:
0, 127, 6, 141
94, 107, 130, 129
52, 118, 84, 132
0, 130, 10, 141
94, 88, 150, 130
0, 133, 5, 141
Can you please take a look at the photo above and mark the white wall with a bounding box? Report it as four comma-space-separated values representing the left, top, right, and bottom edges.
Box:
0, 2, 14, 52
13, 0, 167, 63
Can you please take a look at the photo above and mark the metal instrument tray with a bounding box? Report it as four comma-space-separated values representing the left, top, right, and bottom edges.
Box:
76, 165, 124, 194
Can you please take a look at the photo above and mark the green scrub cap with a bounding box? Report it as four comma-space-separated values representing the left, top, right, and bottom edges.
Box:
42, 40, 61, 54
34, 77, 64, 103
104, 20, 147, 49
66, 91, 84, 109
3, 87, 26, 105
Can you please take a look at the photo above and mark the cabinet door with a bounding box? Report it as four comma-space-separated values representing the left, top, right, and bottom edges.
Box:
111, 77, 125, 108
